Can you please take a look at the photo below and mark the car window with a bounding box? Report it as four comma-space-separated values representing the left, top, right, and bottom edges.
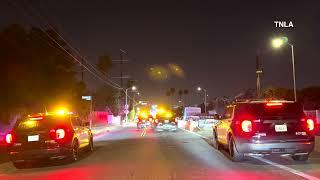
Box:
236, 103, 304, 119
15, 116, 68, 131
223, 106, 234, 119
71, 117, 81, 126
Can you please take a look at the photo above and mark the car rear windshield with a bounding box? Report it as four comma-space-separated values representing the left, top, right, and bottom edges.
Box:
15, 116, 70, 132
236, 103, 304, 119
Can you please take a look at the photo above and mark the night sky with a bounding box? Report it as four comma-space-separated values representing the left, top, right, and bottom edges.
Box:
1, 0, 320, 105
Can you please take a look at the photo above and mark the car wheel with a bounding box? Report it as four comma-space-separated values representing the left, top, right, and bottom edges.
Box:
88, 136, 94, 152
228, 136, 244, 162
68, 140, 79, 162
212, 130, 221, 150
292, 154, 309, 161
13, 161, 26, 169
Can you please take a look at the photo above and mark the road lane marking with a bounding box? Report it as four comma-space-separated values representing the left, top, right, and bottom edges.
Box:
141, 128, 147, 137
181, 127, 320, 180
251, 156, 320, 180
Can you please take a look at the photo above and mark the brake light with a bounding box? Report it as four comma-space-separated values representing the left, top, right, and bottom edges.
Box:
306, 119, 314, 131
241, 120, 252, 132
56, 129, 66, 139
50, 129, 66, 140
5, 133, 13, 144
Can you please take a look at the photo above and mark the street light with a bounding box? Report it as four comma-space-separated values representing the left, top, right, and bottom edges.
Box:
271, 36, 297, 102
125, 86, 137, 123
197, 86, 207, 114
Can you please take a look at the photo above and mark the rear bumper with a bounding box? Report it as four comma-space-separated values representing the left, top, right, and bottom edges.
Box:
137, 122, 151, 129
236, 141, 314, 155
8, 147, 71, 162
154, 124, 177, 131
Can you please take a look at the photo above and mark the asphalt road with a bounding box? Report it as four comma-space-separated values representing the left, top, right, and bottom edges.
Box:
0, 126, 320, 180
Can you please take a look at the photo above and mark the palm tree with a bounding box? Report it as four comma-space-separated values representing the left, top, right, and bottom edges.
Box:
169, 88, 176, 105
178, 89, 183, 102
183, 89, 189, 105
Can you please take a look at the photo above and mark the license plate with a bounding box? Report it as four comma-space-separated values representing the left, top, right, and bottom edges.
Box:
28, 135, 39, 142
275, 124, 287, 132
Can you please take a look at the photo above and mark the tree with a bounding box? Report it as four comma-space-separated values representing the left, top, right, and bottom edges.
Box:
262, 86, 293, 100
178, 90, 183, 102
96, 55, 112, 74
183, 89, 189, 105
0, 24, 84, 123
299, 86, 320, 110
93, 86, 120, 115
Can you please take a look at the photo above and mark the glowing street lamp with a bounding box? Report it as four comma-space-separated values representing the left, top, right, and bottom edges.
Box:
197, 86, 207, 114
271, 36, 297, 102
125, 86, 137, 123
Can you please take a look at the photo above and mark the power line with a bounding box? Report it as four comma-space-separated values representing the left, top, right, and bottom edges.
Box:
21, 0, 122, 89
7, 0, 122, 90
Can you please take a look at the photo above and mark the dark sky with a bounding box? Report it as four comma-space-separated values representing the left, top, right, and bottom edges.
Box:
1, 0, 320, 104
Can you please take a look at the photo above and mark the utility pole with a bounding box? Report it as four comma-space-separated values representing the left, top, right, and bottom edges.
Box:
256, 51, 263, 98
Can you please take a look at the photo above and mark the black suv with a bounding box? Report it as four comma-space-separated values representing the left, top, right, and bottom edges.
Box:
6, 113, 93, 168
212, 100, 315, 162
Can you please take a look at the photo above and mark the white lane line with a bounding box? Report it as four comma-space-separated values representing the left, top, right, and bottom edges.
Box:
251, 156, 320, 180
181, 128, 320, 180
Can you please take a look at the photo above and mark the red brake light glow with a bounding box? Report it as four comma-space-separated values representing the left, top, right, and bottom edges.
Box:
241, 120, 252, 132
55, 129, 66, 139
306, 119, 314, 131
6, 133, 13, 144
50, 128, 66, 140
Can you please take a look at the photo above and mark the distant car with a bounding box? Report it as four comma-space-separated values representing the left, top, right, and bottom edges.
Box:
212, 100, 315, 162
137, 111, 152, 129
154, 109, 178, 132
6, 112, 93, 169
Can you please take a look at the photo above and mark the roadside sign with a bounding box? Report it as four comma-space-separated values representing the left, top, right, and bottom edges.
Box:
82, 96, 92, 101
124, 110, 129, 114
124, 104, 129, 110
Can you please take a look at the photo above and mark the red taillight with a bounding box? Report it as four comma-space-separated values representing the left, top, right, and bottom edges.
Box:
56, 129, 66, 139
50, 129, 66, 140
6, 133, 13, 144
241, 120, 252, 132
306, 119, 315, 131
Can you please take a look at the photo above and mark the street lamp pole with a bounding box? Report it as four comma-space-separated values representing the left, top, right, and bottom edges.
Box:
271, 37, 297, 102
204, 89, 207, 114
124, 86, 137, 123
289, 43, 297, 102
197, 87, 207, 114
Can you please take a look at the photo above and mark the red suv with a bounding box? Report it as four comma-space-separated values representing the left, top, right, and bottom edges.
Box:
6, 113, 93, 168
212, 100, 315, 162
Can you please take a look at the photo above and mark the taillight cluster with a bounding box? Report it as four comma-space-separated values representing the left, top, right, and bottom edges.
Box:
5, 133, 13, 144
306, 118, 315, 131
241, 120, 252, 132
300, 118, 315, 133
50, 128, 66, 140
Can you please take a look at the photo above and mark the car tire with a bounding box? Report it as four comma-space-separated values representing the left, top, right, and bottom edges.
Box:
13, 162, 26, 169
87, 136, 94, 152
292, 154, 309, 161
212, 130, 221, 150
228, 136, 244, 162
68, 140, 79, 163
